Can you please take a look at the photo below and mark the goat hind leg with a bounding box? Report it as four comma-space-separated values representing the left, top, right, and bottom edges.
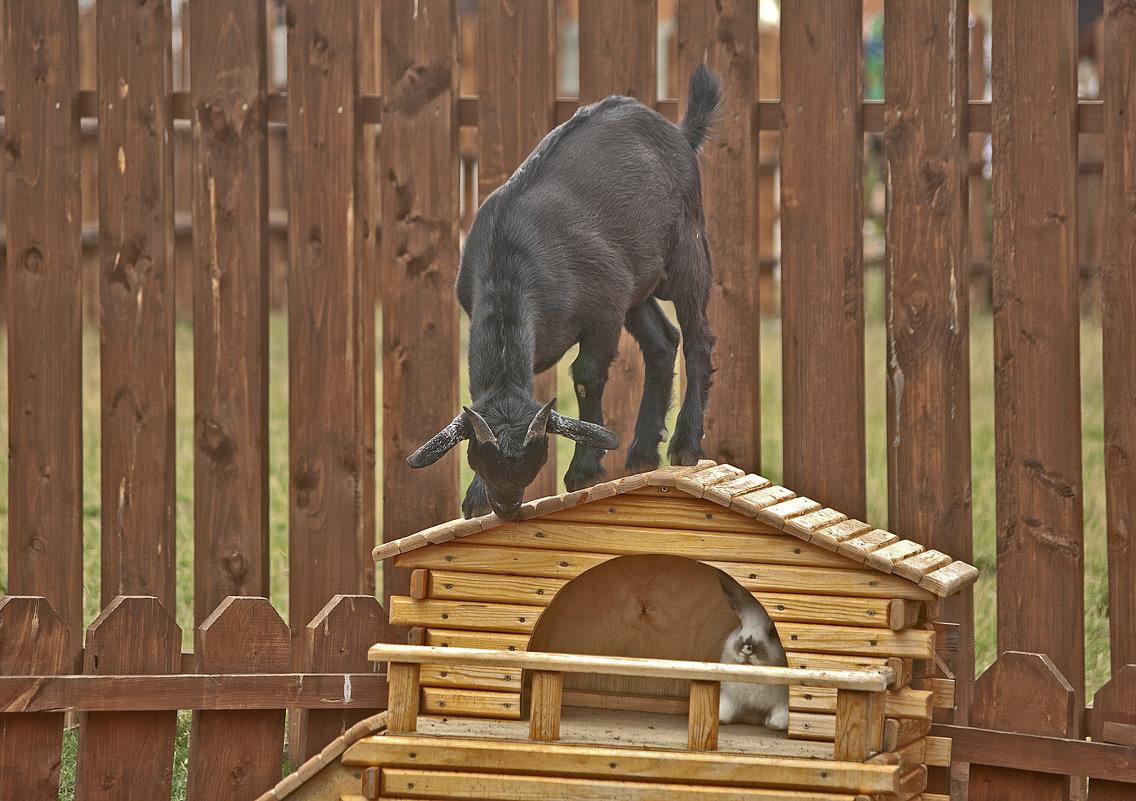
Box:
668, 241, 716, 466
624, 298, 680, 473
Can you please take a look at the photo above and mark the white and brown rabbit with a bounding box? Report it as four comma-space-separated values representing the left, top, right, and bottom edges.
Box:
716, 571, 789, 730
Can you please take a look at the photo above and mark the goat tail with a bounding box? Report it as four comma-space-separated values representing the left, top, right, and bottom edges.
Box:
680, 63, 724, 153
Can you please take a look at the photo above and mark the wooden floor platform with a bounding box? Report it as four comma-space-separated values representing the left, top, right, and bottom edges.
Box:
410, 706, 835, 759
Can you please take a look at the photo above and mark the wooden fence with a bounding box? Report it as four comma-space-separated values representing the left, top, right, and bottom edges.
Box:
1, 0, 1134, 799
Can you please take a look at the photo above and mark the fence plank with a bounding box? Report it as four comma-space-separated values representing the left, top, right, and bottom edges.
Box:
476, 0, 558, 501
779, 0, 866, 521
1089, 665, 1136, 799
295, 595, 394, 761
74, 596, 181, 801
577, 0, 656, 482
1101, 0, 1136, 673
968, 651, 1075, 801
96, 0, 177, 613
380, 0, 462, 607
990, 0, 1084, 714
675, 0, 761, 474
287, 0, 375, 644
882, 0, 973, 729
0, 597, 70, 801
186, 597, 289, 801
189, 0, 270, 625
3, 0, 84, 668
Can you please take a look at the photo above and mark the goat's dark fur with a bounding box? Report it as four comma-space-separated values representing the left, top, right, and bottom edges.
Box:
408, 64, 722, 520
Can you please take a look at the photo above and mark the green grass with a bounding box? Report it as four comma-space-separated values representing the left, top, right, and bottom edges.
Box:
0, 273, 1114, 799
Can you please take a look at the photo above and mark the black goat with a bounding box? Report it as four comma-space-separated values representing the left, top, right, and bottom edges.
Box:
408, 64, 722, 520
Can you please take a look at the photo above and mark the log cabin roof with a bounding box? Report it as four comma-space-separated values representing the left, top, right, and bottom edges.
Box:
374, 461, 979, 598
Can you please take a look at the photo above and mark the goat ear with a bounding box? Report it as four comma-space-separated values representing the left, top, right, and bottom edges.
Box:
547, 410, 620, 451
523, 398, 557, 447
406, 413, 469, 468
462, 406, 499, 447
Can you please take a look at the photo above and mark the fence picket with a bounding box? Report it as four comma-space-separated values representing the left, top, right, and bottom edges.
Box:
74, 596, 181, 801
96, 0, 177, 615
0, 597, 70, 801
990, 0, 1085, 715
1101, 0, 1136, 673
476, 0, 559, 500
969, 651, 1076, 801
379, 0, 462, 607
186, 597, 289, 801
1088, 665, 1136, 799
286, 0, 376, 645
189, 0, 271, 627
295, 594, 393, 762
881, 0, 973, 731
576, 0, 656, 483
778, 0, 866, 521
3, 0, 84, 668
675, 0, 761, 474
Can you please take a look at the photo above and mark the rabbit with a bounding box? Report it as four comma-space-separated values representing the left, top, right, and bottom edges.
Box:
716, 571, 790, 730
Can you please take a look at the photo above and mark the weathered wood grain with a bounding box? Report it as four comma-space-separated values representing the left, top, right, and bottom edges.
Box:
380, 0, 462, 607
186, 597, 289, 801
4, 0, 84, 666
968, 651, 1077, 801
1101, 0, 1136, 674
0, 597, 70, 801
577, 0, 655, 481
991, 0, 1085, 714
287, 0, 376, 648
675, 1, 761, 474
190, 0, 271, 625
1089, 665, 1136, 799
779, 0, 866, 520
96, 0, 177, 611
882, 0, 974, 727
477, 0, 558, 500
74, 597, 181, 801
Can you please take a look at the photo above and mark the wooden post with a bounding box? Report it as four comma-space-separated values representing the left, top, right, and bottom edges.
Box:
287, 0, 376, 645
969, 651, 1076, 801
96, 0, 177, 617
968, 17, 991, 311
779, 0, 867, 520
0, 597, 71, 801
528, 670, 564, 742
74, 597, 182, 801
833, 688, 885, 761
380, 0, 462, 608
577, 0, 656, 482
1088, 665, 1136, 801
882, 0, 974, 729
687, 679, 720, 751
186, 597, 290, 801
477, 0, 558, 500
4, 0, 84, 669
991, 0, 1084, 718
386, 662, 422, 733
675, 0, 761, 473
190, 0, 271, 626
1101, 0, 1136, 674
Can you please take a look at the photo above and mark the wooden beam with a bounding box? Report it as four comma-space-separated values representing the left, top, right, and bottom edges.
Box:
0, 673, 387, 713
529, 670, 564, 742
687, 680, 720, 751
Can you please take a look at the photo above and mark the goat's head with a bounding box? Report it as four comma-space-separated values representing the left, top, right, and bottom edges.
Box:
406, 398, 619, 520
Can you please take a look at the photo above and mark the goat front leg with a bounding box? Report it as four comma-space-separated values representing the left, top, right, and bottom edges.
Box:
461, 475, 490, 518
563, 339, 616, 492
624, 298, 680, 473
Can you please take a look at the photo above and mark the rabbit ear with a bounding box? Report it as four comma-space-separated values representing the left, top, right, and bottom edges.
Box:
716, 571, 771, 628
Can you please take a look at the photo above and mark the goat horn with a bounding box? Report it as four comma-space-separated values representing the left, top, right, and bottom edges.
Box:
463, 406, 498, 447
524, 398, 557, 446
406, 413, 469, 468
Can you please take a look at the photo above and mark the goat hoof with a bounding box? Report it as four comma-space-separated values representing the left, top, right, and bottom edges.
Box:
625, 444, 661, 475
667, 443, 705, 467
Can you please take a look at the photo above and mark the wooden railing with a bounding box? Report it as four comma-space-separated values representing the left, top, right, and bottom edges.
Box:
368, 644, 896, 758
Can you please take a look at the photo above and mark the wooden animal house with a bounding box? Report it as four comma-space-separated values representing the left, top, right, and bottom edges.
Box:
266, 461, 978, 801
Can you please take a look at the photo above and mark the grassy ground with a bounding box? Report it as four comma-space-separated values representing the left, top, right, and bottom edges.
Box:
0, 272, 1113, 800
